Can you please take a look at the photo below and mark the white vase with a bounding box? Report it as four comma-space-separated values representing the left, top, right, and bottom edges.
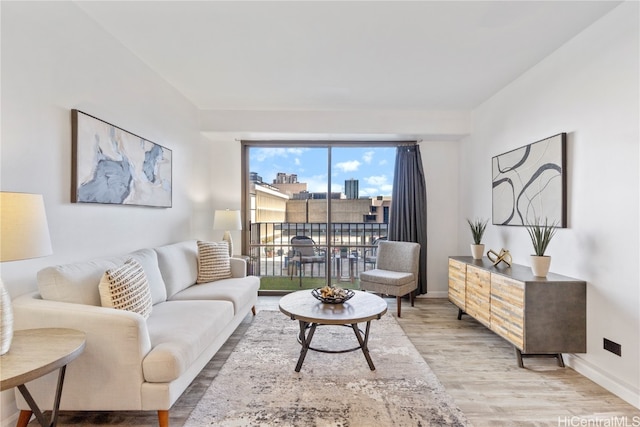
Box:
530, 255, 551, 277
470, 244, 485, 260
0, 281, 13, 355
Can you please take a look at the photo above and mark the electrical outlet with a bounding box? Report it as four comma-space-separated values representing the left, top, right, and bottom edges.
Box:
603, 338, 622, 356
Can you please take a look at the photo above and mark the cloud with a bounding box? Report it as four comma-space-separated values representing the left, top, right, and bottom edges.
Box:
335, 160, 361, 173
365, 175, 388, 186
363, 151, 374, 164
360, 187, 379, 197
302, 174, 329, 193
251, 147, 307, 162
379, 159, 388, 166
380, 184, 393, 194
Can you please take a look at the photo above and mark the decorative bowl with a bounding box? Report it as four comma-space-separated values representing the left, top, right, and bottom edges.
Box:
311, 287, 355, 304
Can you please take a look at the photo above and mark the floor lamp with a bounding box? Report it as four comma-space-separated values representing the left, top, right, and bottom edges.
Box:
213, 209, 242, 257
0, 192, 53, 355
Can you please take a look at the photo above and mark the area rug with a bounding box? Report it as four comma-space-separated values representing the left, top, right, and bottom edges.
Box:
185, 310, 471, 426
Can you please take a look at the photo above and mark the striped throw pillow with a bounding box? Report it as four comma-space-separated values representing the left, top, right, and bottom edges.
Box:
196, 240, 232, 283
98, 258, 153, 319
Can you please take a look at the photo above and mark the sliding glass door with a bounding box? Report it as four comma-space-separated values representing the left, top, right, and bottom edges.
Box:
242, 142, 395, 292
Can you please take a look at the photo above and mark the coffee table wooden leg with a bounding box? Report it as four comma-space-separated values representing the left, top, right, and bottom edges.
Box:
351, 321, 375, 370
295, 321, 317, 372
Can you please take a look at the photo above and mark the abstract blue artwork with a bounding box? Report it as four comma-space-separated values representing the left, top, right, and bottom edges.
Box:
72, 110, 172, 207
492, 133, 566, 227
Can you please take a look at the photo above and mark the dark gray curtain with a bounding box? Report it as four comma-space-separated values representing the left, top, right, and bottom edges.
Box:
389, 144, 428, 294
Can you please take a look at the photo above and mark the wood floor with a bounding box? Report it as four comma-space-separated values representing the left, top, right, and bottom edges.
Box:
29, 297, 639, 427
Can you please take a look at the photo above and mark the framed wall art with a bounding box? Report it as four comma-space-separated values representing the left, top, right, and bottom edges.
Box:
71, 110, 172, 208
492, 133, 566, 227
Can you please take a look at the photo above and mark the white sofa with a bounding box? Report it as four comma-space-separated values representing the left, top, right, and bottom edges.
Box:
11, 240, 260, 427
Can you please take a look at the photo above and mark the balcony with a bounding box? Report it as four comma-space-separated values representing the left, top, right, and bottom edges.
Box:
249, 222, 388, 292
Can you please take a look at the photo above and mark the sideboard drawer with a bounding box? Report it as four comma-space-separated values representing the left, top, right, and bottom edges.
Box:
465, 265, 491, 327
491, 278, 524, 349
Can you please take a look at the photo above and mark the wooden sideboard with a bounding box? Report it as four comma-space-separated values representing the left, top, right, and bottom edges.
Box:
448, 256, 586, 367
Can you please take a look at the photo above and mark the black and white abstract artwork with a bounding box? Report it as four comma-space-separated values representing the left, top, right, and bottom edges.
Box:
72, 110, 172, 207
492, 133, 566, 227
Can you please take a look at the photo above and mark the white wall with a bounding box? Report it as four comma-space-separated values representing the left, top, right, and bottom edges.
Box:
459, 2, 639, 407
0, 3, 212, 423
422, 141, 460, 297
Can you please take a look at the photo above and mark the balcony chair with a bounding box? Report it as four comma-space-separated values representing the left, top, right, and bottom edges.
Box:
289, 236, 326, 286
363, 236, 387, 271
359, 240, 420, 317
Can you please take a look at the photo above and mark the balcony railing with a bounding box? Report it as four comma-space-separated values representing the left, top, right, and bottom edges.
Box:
249, 222, 388, 290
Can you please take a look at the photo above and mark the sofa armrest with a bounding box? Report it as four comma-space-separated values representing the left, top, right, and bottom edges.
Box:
11, 292, 153, 410
230, 257, 247, 278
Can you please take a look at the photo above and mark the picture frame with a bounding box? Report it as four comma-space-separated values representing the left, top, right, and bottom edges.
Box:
492, 133, 566, 227
71, 110, 172, 208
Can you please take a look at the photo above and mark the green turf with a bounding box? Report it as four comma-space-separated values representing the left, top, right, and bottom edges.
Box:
259, 275, 360, 291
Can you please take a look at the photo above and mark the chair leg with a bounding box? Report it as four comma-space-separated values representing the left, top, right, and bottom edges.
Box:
16, 410, 32, 427
158, 410, 169, 427
396, 296, 402, 317
251, 306, 256, 316
410, 291, 415, 307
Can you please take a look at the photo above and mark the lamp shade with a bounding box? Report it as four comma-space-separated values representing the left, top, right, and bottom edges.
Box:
213, 209, 242, 231
0, 192, 53, 262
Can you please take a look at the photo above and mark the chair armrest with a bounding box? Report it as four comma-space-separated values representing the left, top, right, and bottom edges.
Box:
11, 292, 152, 410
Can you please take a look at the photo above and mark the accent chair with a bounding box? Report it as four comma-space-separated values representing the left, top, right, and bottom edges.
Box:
359, 240, 420, 317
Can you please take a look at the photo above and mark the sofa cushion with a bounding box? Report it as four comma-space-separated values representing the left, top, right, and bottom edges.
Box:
169, 276, 260, 314
196, 241, 232, 283
142, 300, 234, 383
154, 241, 198, 299
37, 248, 167, 306
38, 258, 121, 306
128, 249, 167, 305
98, 259, 153, 319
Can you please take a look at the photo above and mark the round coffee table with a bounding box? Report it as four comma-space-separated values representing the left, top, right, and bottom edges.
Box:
279, 290, 387, 372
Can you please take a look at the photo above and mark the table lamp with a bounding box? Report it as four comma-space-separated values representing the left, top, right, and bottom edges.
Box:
213, 209, 242, 257
0, 192, 53, 355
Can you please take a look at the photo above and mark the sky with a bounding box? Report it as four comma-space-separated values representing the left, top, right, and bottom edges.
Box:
250, 146, 397, 197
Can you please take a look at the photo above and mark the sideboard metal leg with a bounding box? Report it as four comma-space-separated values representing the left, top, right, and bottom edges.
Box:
516, 349, 565, 368
515, 348, 524, 368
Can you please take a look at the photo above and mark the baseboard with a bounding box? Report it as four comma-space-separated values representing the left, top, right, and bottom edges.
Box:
565, 354, 640, 409
418, 291, 448, 299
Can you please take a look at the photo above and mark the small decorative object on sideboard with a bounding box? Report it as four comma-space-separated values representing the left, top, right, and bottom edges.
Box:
525, 218, 557, 277
467, 218, 488, 260
487, 248, 512, 267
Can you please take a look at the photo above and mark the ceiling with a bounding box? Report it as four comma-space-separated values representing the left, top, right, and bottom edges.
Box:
76, 1, 620, 112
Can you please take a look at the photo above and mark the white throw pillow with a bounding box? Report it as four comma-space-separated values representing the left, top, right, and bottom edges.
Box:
98, 258, 153, 319
196, 240, 232, 283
